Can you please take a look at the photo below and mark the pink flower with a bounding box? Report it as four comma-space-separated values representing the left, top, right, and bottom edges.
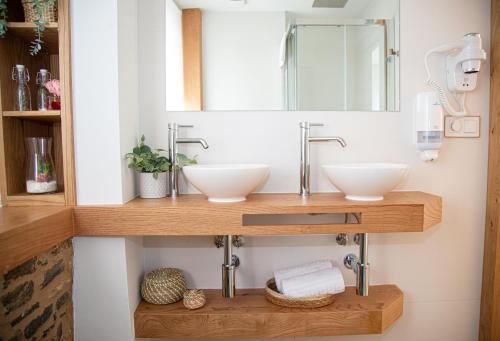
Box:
45, 79, 61, 97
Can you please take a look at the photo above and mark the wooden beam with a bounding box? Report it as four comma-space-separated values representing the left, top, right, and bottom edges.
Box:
479, 0, 500, 339
182, 8, 203, 111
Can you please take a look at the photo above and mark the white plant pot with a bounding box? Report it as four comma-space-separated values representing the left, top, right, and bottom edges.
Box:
139, 172, 168, 199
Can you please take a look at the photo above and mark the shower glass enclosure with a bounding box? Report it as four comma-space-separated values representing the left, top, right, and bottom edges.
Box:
284, 19, 399, 111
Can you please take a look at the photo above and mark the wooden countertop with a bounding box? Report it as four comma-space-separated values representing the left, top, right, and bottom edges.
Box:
74, 191, 442, 236
0, 191, 442, 271
0, 206, 73, 273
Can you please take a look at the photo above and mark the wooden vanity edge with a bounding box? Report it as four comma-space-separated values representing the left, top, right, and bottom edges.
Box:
422, 194, 443, 230
73, 191, 442, 236
133, 284, 404, 339
0, 207, 74, 273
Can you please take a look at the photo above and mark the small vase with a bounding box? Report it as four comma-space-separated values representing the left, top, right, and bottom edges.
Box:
139, 172, 167, 199
25, 137, 57, 194
49, 95, 61, 110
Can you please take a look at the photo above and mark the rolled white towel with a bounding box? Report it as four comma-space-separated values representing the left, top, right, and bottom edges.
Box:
281, 267, 345, 298
274, 260, 332, 293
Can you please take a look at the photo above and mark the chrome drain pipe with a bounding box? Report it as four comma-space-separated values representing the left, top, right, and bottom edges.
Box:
221, 235, 240, 298
343, 233, 370, 296
356, 233, 369, 296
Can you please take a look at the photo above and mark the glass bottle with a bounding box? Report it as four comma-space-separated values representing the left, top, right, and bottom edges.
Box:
36, 69, 51, 111
12, 65, 32, 111
25, 137, 57, 194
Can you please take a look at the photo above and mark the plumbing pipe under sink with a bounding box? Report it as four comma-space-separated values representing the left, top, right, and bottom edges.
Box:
344, 232, 370, 296
222, 235, 240, 298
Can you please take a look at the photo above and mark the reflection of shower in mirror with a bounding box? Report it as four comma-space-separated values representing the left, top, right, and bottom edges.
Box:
166, 0, 400, 112
282, 19, 399, 112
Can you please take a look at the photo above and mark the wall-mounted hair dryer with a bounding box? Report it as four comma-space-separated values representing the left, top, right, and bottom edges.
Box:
424, 33, 487, 116
415, 33, 486, 162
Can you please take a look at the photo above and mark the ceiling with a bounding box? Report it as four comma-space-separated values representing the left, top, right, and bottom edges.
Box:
173, 0, 380, 17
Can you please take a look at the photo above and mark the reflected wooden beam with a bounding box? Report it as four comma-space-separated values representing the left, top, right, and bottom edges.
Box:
182, 8, 203, 111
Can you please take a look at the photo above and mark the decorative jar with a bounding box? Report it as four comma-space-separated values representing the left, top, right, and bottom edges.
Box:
25, 137, 57, 194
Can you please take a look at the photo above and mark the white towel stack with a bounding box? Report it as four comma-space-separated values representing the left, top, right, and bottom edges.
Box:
274, 260, 333, 293
273, 260, 345, 298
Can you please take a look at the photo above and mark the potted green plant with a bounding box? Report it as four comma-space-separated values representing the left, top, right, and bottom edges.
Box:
126, 136, 170, 199
126, 136, 198, 199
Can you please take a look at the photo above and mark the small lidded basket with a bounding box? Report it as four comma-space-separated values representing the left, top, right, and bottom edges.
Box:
141, 268, 187, 305
183, 289, 206, 310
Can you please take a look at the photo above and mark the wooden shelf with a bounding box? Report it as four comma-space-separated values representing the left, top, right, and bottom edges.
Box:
74, 191, 442, 236
6, 22, 59, 53
0, 0, 76, 206
6, 192, 65, 206
3, 110, 61, 121
7, 22, 58, 29
134, 285, 403, 339
0, 205, 72, 272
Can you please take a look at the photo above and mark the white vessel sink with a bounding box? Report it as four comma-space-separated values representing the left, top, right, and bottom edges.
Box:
182, 164, 270, 202
322, 163, 409, 201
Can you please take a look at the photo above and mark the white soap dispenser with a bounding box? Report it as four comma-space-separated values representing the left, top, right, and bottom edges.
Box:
414, 91, 444, 161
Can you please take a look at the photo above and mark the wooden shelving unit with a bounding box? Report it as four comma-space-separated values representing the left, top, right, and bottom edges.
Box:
74, 191, 442, 236
135, 285, 403, 339
0, 0, 75, 206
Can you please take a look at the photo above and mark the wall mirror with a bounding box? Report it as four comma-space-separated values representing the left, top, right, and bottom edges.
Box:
165, 0, 400, 112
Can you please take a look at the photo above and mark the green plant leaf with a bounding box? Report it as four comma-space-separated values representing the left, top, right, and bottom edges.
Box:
125, 135, 172, 174
176, 153, 198, 170
28, 0, 55, 55
0, 0, 7, 38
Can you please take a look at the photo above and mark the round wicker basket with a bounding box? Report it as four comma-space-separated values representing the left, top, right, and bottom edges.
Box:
141, 268, 187, 305
22, 0, 58, 22
183, 289, 206, 310
265, 278, 336, 308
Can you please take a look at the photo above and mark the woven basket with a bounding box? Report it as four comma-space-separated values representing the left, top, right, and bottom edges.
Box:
265, 278, 336, 308
141, 268, 187, 305
183, 289, 206, 310
22, 0, 58, 22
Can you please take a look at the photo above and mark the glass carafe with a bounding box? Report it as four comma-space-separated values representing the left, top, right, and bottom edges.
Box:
12, 65, 32, 111
25, 137, 57, 194
36, 69, 51, 111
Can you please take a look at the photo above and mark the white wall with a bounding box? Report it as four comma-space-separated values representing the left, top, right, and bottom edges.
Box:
73, 237, 143, 341
72, 0, 138, 205
118, 0, 140, 203
72, 0, 142, 340
72, 0, 123, 204
137, 1, 491, 341
202, 11, 285, 111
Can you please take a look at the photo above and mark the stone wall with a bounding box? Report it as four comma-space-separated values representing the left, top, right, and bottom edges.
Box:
0, 239, 73, 341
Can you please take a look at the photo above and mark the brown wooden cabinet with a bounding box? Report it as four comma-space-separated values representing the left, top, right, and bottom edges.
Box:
0, 0, 75, 206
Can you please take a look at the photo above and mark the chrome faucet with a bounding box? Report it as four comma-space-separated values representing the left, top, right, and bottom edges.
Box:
300, 122, 346, 196
168, 123, 209, 197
